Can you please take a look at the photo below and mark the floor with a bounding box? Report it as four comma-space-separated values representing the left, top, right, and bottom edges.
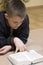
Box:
26, 6, 43, 54
27, 6, 43, 30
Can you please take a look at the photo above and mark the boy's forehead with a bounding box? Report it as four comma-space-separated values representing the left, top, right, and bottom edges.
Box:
11, 15, 21, 19
10, 15, 24, 21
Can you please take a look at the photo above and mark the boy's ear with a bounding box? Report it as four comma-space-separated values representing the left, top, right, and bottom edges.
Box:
4, 13, 9, 19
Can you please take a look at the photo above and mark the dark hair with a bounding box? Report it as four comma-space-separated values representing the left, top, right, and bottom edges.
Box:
4, 0, 26, 18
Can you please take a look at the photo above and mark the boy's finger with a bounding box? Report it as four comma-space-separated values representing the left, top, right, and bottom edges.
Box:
15, 47, 18, 53
0, 47, 5, 51
0, 49, 6, 55
24, 46, 28, 51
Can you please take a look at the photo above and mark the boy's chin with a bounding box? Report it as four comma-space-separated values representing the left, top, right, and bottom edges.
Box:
11, 26, 18, 29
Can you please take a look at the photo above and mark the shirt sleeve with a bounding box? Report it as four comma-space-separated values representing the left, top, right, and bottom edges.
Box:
0, 22, 16, 50
18, 15, 29, 44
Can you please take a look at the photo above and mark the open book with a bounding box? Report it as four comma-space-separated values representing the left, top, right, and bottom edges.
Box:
8, 50, 43, 65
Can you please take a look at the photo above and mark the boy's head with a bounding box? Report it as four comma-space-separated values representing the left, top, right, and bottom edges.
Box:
4, 0, 26, 29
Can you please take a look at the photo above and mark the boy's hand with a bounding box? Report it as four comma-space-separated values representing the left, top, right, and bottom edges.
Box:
14, 37, 28, 52
0, 45, 12, 55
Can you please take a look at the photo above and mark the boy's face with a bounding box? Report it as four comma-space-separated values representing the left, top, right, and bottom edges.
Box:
5, 13, 24, 29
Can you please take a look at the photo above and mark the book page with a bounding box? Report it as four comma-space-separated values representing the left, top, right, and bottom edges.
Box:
8, 52, 31, 65
9, 52, 28, 61
23, 50, 43, 63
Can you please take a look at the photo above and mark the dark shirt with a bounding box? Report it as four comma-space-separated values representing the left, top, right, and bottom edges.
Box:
0, 11, 29, 50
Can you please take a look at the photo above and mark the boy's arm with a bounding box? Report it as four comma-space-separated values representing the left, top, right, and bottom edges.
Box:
0, 23, 16, 54
0, 23, 15, 50
18, 15, 29, 44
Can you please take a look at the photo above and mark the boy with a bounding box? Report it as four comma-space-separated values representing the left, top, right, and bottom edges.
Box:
0, 0, 29, 55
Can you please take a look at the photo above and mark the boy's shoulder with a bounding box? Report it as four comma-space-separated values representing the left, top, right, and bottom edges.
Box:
23, 14, 29, 25
24, 14, 29, 22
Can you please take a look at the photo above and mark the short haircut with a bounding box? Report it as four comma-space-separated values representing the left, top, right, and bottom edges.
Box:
4, 0, 26, 18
